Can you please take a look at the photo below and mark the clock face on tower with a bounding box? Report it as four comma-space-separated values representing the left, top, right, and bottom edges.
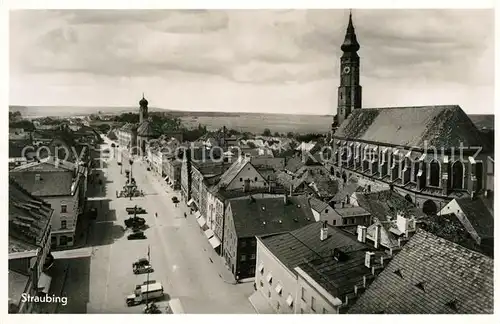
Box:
343, 66, 351, 75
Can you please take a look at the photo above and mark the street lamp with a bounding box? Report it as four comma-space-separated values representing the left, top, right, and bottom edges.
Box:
129, 158, 134, 182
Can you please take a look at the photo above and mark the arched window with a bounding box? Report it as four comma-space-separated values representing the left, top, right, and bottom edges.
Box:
429, 160, 440, 187
452, 161, 464, 189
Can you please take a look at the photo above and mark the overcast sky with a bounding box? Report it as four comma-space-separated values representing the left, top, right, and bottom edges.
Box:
9, 9, 494, 115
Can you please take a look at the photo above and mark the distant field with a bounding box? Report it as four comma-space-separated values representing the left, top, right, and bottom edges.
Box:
180, 114, 331, 134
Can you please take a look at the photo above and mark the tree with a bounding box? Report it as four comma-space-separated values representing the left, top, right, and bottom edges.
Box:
273, 132, 280, 137
262, 128, 272, 136
286, 132, 294, 138
9, 111, 22, 122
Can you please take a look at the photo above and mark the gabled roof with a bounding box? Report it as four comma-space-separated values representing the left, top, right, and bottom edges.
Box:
454, 197, 494, 239
309, 197, 329, 213
284, 156, 305, 174
348, 230, 494, 314
215, 156, 251, 189
334, 105, 491, 151
9, 178, 53, 253
260, 222, 368, 275
354, 190, 423, 222
228, 195, 315, 238
137, 120, 156, 137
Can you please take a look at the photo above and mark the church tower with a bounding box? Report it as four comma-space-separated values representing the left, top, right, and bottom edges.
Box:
337, 11, 362, 127
139, 93, 148, 124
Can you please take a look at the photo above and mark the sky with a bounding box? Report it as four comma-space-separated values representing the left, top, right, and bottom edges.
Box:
9, 9, 495, 115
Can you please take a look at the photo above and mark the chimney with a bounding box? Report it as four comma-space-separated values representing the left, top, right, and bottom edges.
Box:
396, 213, 409, 237
289, 184, 293, 196
357, 225, 367, 243
374, 224, 381, 248
320, 221, 328, 241
365, 251, 375, 268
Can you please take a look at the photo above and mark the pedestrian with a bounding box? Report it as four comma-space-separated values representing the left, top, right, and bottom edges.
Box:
155, 212, 158, 218
184, 212, 187, 218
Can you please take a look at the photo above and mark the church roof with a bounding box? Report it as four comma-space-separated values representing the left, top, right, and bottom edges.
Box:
137, 120, 156, 137
334, 105, 491, 151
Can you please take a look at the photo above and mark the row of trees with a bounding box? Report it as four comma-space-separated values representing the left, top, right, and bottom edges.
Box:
262, 128, 326, 142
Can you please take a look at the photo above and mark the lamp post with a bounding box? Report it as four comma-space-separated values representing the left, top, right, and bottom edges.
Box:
129, 158, 134, 182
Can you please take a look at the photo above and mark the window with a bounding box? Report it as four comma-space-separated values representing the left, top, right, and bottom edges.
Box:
61, 204, 67, 213
240, 254, 246, 262
343, 219, 347, 225
311, 296, 316, 312
240, 178, 243, 182
61, 220, 67, 229
258, 263, 264, 274
276, 302, 280, 310
250, 253, 256, 260
35, 174, 41, 182
268, 291, 271, 298
325, 209, 328, 213
333, 220, 336, 226
249, 266, 255, 275
241, 241, 246, 248
254, 177, 258, 182
301, 287, 306, 301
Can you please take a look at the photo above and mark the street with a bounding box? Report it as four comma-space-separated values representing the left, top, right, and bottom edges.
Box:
56, 139, 255, 314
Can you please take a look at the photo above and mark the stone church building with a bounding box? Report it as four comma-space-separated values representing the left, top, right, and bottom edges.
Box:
328, 13, 493, 215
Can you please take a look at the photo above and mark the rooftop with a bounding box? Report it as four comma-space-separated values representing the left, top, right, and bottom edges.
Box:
334, 105, 491, 151
229, 195, 315, 238
348, 230, 494, 314
260, 222, 367, 275
454, 197, 494, 239
9, 178, 53, 254
354, 190, 423, 222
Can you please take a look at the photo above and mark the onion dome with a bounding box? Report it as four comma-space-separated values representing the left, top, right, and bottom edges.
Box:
340, 11, 360, 53
139, 93, 148, 107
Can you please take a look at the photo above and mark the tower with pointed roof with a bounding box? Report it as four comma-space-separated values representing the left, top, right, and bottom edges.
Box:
337, 10, 362, 127
139, 93, 148, 124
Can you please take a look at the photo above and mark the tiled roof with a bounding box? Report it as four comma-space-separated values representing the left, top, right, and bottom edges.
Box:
192, 161, 232, 177
331, 179, 362, 202
215, 156, 251, 189
120, 123, 138, 132
137, 120, 156, 137
335, 105, 491, 151
9, 178, 53, 253
284, 156, 305, 174
333, 206, 370, 218
354, 190, 423, 222
309, 197, 329, 212
275, 171, 306, 192
10, 160, 77, 197
455, 197, 494, 238
213, 185, 287, 201
260, 222, 368, 275
305, 172, 339, 198
348, 230, 494, 314
229, 195, 315, 238
298, 249, 385, 299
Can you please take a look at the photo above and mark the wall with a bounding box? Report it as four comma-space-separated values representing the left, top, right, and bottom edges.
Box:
255, 238, 299, 314
226, 163, 268, 191
45, 188, 79, 247
223, 205, 237, 274
296, 268, 341, 314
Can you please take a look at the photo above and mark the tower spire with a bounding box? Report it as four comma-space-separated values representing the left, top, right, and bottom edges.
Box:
341, 10, 360, 53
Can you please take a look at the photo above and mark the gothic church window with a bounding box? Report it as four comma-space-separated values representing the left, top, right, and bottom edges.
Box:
451, 161, 464, 189
429, 160, 440, 187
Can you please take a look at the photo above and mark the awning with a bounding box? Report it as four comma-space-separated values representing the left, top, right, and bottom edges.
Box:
194, 211, 201, 219
197, 216, 206, 228
275, 283, 283, 294
266, 273, 273, 283
187, 199, 194, 206
286, 294, 294, 307
204, 229, 215, 239
38, 272, 52, 294
208, 236, 221, 249
258, 263, 264, 273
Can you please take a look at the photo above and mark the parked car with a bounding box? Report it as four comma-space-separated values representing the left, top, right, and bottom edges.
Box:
128, 231, 146, 240
133, 258, 150, 268
134, 264, 154, 275
124, 217, 146, 228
